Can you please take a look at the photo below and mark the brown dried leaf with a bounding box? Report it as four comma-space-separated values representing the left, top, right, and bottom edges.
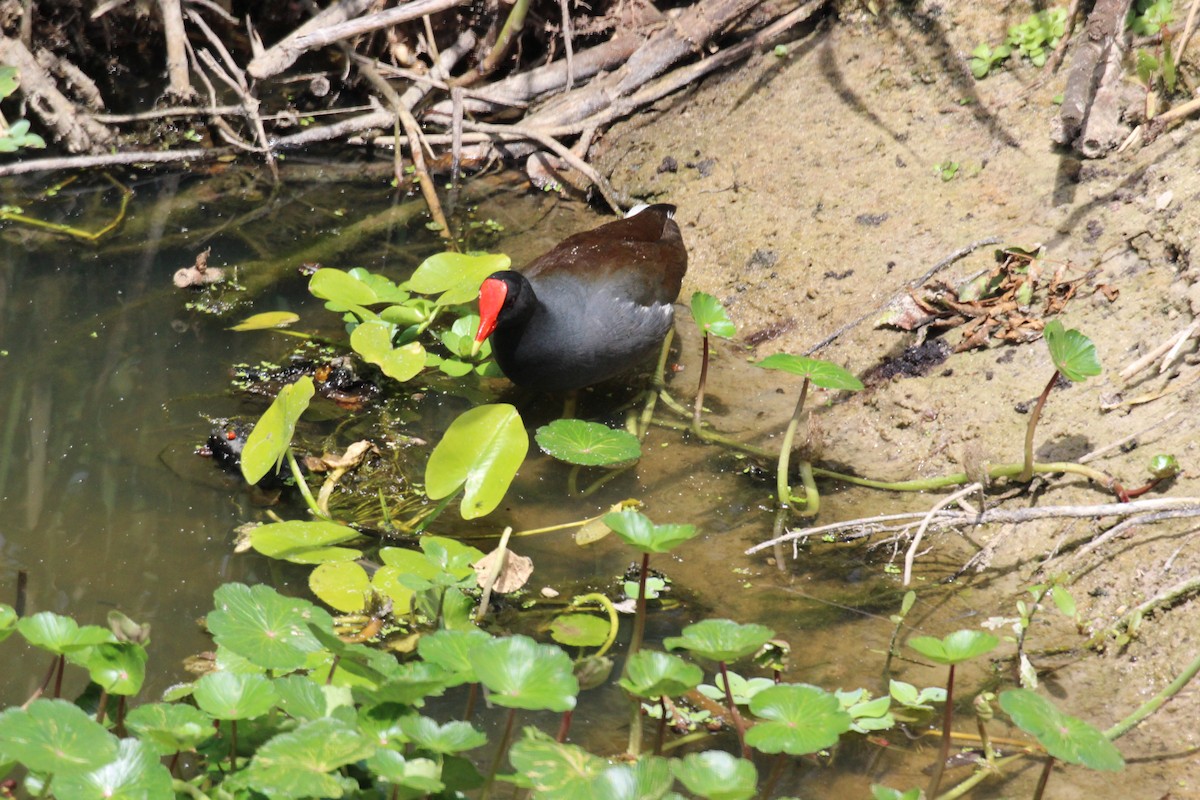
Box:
474, 549, 533, 594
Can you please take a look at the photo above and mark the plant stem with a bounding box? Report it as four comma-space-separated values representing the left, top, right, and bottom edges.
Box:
229, 719, 238, 773
1021, 371, 1059, 482
926, 663, 956, 799
795, 460, 820, 518
654, 697, 668, 755
627, 692, 644, 757
629, 553, 651, 656
286, 448, 326, 519
758, 753, 788, 800
1032, 755, 1055, 800
692, 333, 710, 432
480, 707, 518, 800
776, 377, 811, 508
1105, 645, 1200, 739
638, 329, 675, 439
555, 708, 573, 743
718, 660, 750, 758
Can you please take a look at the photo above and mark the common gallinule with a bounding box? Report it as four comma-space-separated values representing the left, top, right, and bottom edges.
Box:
472, 204, 687, 392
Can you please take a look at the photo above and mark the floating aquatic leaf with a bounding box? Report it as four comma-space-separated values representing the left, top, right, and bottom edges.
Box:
536, 419, 642, 467
548, 613, 610, 648
229, 311, 301, 331
309, 561, 371, 612
249, 520, 363, 564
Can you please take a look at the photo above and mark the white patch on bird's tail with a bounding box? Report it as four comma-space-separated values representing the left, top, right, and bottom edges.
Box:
625, 203, 674, 219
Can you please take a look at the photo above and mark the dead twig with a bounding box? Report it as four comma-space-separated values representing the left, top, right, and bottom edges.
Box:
247, 0, 468, 80
1119, 320, 1200, 381
0, 148, 216, 178
745, 496, 1200, 555
903, 483, 982, 586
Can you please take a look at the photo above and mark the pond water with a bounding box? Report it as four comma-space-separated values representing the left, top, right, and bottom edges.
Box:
0, 166, 976, 795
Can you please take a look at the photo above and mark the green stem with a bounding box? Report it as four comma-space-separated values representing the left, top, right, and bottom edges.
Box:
776, 378, 811, 508
692, 333, 710, 432
1105, 646, 1200, 739
795, 460, 820, 518
627, 692, 644, 757
812, 460, 1120, 494
1021, 371, 1059, 482
926, 663, 956, 799
571, 593, 620, 657
286, 448, 327, 520
629, 552, 651, 656
479, 707, 517, 800
638, 328, 675, 439
1032, 755, 1054, 800
718, 660, 750, 758
477, 0, 532, 76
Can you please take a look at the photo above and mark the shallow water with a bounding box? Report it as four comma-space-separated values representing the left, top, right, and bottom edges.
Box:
0, 167, 941, 794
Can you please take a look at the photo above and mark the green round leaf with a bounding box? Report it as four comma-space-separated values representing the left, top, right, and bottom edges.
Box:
309, 268, 381, 307
999, 688, 1123, 771
407, 252, 510, 306
425, 404, 528, 519
535, 419, 642, 467
350, 319, 426, 382
240, 376, 314, 484
249, 520, 363, 564
240, 717, 374, 798
619, 650, 704, 699
908, 629, 998, 665
396, 715, 487, 755
0, 699, 118, 775
53, 737, 174, 800
124, 703, 214, 755
508, 729, 606, 792
602, 509, 698, 554
206, 583, 333, 671
17, 612, 114, 655
193, 671, 278, 720
745, 683, 853, 755
672, 750, 757, 800
0, 603, 16, 643
469, 635, 578, 712
548, 613, 611, 648
81, 642, 147, 696
229, 311, 301, 331
363, 750, 444, 793
690, 292, 737, 339
1042, 319, 1101, 382
663, 619, 775, 663
416, 629, 492, 686
309, 561, 371, 612
753, 353, 864, 390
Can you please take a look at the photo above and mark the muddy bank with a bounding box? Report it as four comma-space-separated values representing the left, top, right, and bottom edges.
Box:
596, 3, 1200, 795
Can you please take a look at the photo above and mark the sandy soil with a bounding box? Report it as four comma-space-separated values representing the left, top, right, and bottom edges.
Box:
591, 2, 1200, 796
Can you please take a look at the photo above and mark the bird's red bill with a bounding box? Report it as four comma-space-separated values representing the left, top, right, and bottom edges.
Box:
475, 276, 508, 343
